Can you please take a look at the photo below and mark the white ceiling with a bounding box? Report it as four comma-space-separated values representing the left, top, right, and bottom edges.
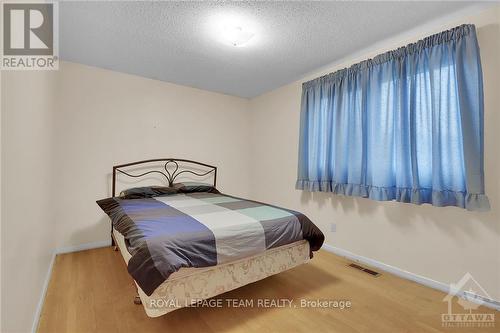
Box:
60, 1, 479, 98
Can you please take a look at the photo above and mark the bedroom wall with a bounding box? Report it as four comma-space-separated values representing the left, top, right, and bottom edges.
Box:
1, 71, 58, 332
52, 61, 251, 249
248, 5, 500, 301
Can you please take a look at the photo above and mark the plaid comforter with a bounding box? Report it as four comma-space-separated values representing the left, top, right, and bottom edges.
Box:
97, 192, 324, 295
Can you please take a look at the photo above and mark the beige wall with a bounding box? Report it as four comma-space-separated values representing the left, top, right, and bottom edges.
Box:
249, 6, 500, 300
1, 70, 58, 332
52, 62, 251, 248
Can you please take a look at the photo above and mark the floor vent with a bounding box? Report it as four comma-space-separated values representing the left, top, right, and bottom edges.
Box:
348, 263, 381, 277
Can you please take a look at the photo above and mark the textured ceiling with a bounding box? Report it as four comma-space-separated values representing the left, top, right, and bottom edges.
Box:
60, 1, 478, 98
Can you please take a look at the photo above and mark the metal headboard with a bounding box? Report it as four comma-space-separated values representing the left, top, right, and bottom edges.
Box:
110, 158, 217, 246
112, 158, 217, 197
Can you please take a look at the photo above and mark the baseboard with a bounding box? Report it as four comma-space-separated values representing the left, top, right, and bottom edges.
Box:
321, 244, 500, 311
31, 252, 56, 333
54, 239, 111, 254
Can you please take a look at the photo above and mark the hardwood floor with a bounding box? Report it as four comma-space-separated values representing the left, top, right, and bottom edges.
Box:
38, 247, 498, 333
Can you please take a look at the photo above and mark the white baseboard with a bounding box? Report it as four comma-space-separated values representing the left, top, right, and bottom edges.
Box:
322, 244, 500, 311
54, 239, 111, 254
31, 252, 56, 333
31, 240, 112, 332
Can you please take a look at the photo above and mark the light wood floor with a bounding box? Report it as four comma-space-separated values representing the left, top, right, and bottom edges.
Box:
38, 247, 498, 333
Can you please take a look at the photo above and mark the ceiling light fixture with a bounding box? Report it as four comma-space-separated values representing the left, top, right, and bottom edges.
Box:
207, 12, 258, 48
222, 25, 254, 47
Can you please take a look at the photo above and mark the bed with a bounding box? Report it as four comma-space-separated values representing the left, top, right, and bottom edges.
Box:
97, 158, 324, 317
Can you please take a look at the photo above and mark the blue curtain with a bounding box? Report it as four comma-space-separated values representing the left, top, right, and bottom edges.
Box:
296, 24, 490, 211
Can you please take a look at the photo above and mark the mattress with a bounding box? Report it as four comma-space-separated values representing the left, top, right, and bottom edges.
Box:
113, 228, 310, 317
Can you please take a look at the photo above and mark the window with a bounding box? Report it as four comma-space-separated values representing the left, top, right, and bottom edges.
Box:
296, 24, 489, 211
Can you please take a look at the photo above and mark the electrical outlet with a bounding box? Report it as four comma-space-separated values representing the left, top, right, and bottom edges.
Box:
330, 223, 336, 232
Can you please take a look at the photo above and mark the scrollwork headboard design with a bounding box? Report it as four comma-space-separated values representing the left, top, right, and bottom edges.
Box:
112, 158, 217, 197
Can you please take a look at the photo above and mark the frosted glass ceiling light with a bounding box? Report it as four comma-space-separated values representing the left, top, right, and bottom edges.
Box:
222, 26, 254, 47
207, 12, 258, 48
